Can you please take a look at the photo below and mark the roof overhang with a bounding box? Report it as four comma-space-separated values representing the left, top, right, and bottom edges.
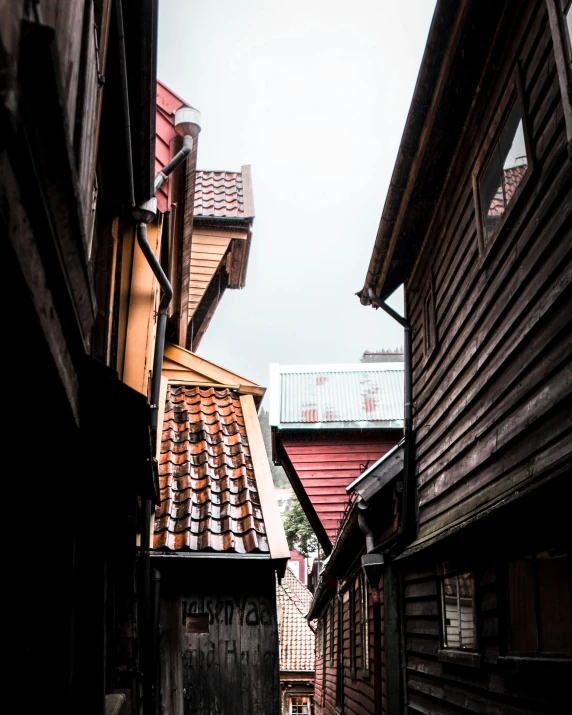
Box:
346, 439, 405, 498
162, 342, 265, 406
275, 420, 403, 431
360, 0, 507, 304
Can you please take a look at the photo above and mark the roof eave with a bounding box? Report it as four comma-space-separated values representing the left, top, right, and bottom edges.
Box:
359, 0, 461, 304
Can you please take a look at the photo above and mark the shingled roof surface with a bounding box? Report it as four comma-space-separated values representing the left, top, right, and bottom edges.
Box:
194, 170, 245, 218
154, 385, 269, 553
277, 567, 316, 672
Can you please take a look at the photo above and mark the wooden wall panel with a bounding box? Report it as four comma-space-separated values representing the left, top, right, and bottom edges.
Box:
407, 0, 572, 541
313, 580, 379, 715
281, 431, 401, 544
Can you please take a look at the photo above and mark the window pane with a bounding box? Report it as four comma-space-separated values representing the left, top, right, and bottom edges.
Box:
508, 558, 538, 652
479, 100, 528, 241
536, 551, 572, 652
442, 573, 476, 650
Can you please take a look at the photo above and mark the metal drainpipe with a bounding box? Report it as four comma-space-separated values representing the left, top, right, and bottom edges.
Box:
357, 501, 374, 552
134, 129, 196, 715
116, 0, 135, 208
362, 287, 414, 554
116, 4, 199, 703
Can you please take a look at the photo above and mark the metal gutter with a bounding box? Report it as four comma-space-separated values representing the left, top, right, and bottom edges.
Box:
346, 438, 405, 493
307, 502, 360, 621
150, 551, 272, 560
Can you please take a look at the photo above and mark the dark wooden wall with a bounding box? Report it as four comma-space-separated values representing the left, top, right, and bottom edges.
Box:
280, 430, 401, 544
158, 562, 281, 715
408, 0, 571, 543
314, 576, 380, 715
398, 1, 572, 712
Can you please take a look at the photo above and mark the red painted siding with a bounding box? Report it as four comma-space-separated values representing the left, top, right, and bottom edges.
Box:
314, 578, 381, 715
155, 81, 188, 212
280, 430, 400, 544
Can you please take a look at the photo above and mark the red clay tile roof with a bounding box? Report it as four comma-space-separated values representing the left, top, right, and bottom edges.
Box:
154, 385, 269, 553
194, 170, 245, 218
277, 567, 316, 672
487, 163, 528, 217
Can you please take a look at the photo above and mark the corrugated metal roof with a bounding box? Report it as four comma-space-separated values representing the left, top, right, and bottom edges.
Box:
274, 363, 404, 428
154, 385, 269, 553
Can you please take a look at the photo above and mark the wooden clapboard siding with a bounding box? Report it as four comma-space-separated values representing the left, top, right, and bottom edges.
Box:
280, 430, 400, 544
314, 579, 378, 715
402, 557, 569, 715
407, 0, 572, 541
188, 230, 233, 317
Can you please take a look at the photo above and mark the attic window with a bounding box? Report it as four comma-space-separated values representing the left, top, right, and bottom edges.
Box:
478, 99, 529, 245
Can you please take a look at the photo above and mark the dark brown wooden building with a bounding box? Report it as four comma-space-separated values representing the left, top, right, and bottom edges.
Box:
339, 0, 572, 713
151, 355, 290, 715
2, 3, 161, 715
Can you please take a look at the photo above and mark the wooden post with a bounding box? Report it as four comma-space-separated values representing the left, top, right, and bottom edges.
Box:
384, 564, 401, 715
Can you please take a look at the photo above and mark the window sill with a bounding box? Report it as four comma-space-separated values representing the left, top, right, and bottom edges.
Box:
438, 649, 482, 668
498, 655, 571, 664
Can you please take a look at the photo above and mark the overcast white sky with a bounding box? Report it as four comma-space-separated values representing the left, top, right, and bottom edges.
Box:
158, 0, 437, 393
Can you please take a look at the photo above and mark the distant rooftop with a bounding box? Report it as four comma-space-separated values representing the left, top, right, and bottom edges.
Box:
193, 168, 254, 220
361, 349, 404, 363
270, 362, 404, 430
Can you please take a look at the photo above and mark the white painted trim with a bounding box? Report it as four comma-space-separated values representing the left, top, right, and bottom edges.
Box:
240, 394, 290, 560
275, 362, 404, 373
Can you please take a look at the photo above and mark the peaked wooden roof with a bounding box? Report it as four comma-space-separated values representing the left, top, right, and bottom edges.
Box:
162, 342, 265, 405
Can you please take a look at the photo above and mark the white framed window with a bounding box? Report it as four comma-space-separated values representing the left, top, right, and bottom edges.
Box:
440, 572, 477, 651
290, 696, 311, 714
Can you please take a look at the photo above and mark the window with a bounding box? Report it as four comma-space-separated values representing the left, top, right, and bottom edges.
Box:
335, 596, 344, 712
290, 696, 311, 714
546, 0, 572, 145
508, 549, 572, 655
329, 600, 335, 666
359, 572, 370, 674
349, 585, 356, 679
478, 99, 529, 245
321, 616, 326, 707
440, 573, 477, 650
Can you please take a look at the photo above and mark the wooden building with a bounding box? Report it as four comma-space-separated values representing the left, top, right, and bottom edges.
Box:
270, 362, 404, 715
348, 0, 572, 713
277, 566, 316, 715
2, 3, 162, 715
270, 362, 404, 554
151, 345, 289, 715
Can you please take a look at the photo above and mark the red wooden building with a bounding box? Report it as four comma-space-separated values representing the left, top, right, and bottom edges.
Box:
270, 362, 404, 555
